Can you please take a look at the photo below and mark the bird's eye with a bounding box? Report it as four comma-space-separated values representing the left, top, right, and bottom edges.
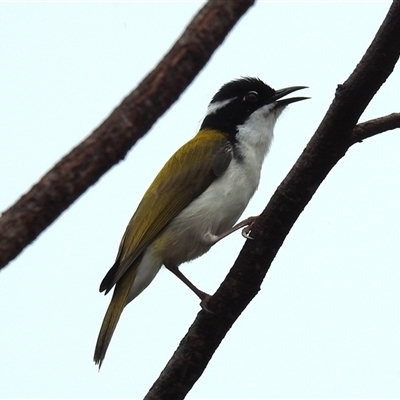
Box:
244, 91, 259, 103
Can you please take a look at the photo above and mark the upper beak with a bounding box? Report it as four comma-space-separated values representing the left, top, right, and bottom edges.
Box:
270, 86, 309, 106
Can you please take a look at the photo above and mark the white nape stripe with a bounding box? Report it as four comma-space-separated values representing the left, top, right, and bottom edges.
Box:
205, 97, 236, 116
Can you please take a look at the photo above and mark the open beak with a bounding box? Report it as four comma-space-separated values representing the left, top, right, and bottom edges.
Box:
270, 86, 309, 106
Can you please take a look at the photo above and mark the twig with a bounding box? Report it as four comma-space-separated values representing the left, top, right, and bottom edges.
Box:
352, 112, 400, 142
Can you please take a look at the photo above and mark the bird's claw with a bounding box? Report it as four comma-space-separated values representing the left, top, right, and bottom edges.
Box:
241, 225, 254, 240
200, 293, 215, 314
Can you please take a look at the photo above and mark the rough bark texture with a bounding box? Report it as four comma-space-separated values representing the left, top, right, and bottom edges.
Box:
143, 2, 400, 399
0, 0, 255, 270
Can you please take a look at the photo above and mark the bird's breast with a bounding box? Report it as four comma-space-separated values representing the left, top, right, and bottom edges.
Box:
152, 155, 262, 266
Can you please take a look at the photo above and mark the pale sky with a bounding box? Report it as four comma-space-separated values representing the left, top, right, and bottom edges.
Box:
1, 2, 399, 398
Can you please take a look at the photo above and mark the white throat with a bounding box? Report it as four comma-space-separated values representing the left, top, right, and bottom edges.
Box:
236, 103, 283, 169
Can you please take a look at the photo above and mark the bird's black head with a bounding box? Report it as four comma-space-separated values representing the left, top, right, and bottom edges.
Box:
200, 77, 307, 137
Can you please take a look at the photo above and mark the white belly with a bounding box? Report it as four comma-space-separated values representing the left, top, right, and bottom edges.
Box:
154, 156, 261, 266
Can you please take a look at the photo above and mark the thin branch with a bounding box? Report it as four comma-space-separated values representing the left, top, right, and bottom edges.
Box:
352, 112, 400, 142
0, 0, 255, 270
144, 2, 400, 399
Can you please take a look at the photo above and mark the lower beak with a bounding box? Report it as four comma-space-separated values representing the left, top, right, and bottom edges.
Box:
271, 86, 309, 106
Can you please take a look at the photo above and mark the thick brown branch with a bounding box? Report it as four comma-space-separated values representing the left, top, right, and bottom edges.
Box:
144, 2, 400, 399
352, 112, 400, 142
0, 0, 255, 270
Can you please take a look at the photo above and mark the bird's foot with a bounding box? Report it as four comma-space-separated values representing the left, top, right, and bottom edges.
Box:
203, 216, 258, 246
241, 218, 257, 240
199, 293, 214, 314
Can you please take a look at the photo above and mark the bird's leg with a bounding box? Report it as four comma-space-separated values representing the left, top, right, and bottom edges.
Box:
203, 216, 258, 246
165, 264, 212, 311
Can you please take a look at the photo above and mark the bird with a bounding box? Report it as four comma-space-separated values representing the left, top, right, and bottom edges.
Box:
94, 77, 308, 367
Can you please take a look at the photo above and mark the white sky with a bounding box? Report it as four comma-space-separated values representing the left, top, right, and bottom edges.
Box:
1, 2, 399, 399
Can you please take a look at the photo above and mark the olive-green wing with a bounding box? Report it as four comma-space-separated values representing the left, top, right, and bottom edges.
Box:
100, 130, 232, 293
